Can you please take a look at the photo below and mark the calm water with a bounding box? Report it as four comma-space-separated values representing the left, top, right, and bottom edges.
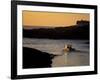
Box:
23, 38, 89, 67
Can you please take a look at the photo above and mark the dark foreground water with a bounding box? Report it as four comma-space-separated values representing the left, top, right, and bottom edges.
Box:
23, 38, 89, 67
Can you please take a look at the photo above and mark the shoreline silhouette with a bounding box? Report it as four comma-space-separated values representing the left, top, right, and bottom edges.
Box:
23, 47, 58, 69
23, 20, 89, 40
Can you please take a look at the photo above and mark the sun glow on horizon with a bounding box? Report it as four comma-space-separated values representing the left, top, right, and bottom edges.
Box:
23, 11, 89, 28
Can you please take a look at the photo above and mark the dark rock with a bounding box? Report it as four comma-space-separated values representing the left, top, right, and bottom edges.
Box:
23, 47, 55, 69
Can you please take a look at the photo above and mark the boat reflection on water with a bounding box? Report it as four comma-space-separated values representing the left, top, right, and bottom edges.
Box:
52, 44, 89, 67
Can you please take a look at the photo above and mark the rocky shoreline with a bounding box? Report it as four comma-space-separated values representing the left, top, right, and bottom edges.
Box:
23, 47, 56, 68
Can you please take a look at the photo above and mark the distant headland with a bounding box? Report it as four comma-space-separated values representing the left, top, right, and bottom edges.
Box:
23, 20, 89, 39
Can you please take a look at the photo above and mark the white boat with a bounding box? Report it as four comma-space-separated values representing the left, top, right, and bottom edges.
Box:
62, 44, 75, 53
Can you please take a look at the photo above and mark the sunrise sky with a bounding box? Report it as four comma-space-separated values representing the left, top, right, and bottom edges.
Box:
23, 11, 89, 28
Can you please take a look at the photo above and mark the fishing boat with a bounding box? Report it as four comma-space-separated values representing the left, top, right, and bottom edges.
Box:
62, 44, 75, 53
